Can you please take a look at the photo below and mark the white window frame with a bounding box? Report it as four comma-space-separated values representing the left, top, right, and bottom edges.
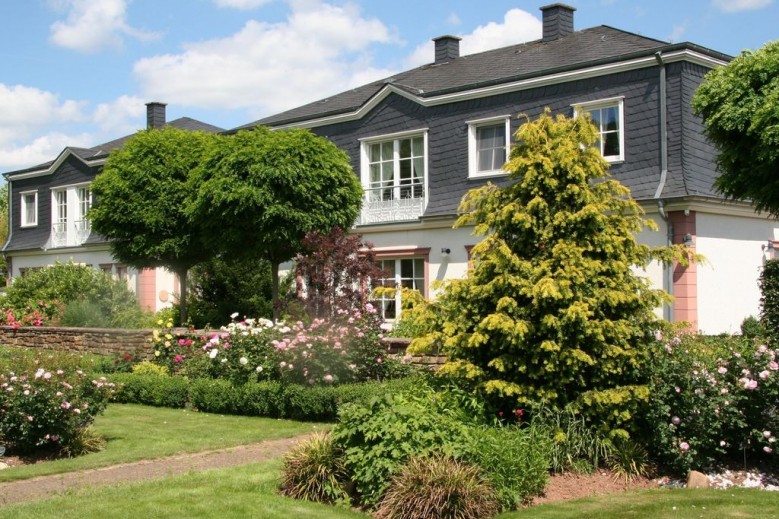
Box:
573, 97, 625, 162
49, 182, 92, 247
358, 129, 429, 224
20, 191, 38, 228
375, 257, 427, 321
467, 115, 511, 178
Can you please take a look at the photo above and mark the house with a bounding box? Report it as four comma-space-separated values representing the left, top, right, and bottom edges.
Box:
2, 103, 224, 312
233, 3, 775, 334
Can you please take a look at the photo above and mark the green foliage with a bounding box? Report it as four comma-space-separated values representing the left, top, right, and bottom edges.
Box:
646, 330, 779, 472
131, 361, 169, 377
187, 255, 274, 329
375, 456, 500, 519
2, 261, 144, 327
0, 369, 114, 454
412, 110, 689, 432
740, 315, 765, 340
456, 424, 551, 510
534, 407, 612, 474
280, 431, 349, 505
90, 127, 219, 323
692, 41, 779, 216
108, 373, 189, 408
760, 259, 779, 344
190, 127, 363, 312
608, 438, 653, 482
59, 426, 106, 458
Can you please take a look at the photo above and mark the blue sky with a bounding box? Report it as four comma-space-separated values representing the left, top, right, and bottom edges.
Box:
0, 0, 776, 173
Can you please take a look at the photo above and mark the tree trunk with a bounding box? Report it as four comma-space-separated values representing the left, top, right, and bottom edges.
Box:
177, 268, 189, 325
271, 261, 280, 321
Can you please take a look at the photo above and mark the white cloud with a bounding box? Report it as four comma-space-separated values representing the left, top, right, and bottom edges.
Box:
0, 84, 86, 136
133, 0, 398, 115
405, 8, 542, 68
213, 0, 274, 9
0, 132, 94, 171
92, 95, 145, 135
668, 23, 687, 43
49, 0, 160, 53
446, 12, 462, 26
712, 0, 773, 11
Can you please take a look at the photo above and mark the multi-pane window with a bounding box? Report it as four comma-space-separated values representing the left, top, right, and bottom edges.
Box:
20, 192, 38, 227
49, 184, 92, 247
367, 136, 425, 202
468, 117, 510, 177
576, 98, 624, 161
76, 187, 91, 232
375, 258, 425, 320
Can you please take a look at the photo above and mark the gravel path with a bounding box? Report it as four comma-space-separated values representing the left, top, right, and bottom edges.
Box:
0, 434, 309, 506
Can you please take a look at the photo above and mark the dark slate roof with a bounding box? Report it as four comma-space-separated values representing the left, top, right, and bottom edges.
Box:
4, 117, 224, 177
234, 25, 730, 130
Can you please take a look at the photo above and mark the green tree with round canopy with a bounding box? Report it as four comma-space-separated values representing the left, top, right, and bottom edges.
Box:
693, 40, 779, 216
89, 127, 217, 323
190, 127, 363, 317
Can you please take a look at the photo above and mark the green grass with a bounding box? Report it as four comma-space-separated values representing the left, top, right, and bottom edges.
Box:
0, 460, 367, 519
499, 488, 779, 519
2, 462, 777, 519
0, 403, 325, 482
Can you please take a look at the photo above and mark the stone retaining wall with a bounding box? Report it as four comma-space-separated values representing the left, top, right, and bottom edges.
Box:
0, 327, 447, 368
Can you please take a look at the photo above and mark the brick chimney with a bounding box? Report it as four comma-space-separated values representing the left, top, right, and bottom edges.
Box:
145, 102, 167, 129
540, 3, 576, 42
432, 35, 461, 64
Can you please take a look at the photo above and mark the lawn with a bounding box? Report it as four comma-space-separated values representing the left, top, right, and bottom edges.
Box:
0, 403, 325, 482
1, 460, 776, 519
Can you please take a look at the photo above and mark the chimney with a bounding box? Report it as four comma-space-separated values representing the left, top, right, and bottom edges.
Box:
432, 35, 461, 64
540, 3, 576, 42
145, 102, 167, 129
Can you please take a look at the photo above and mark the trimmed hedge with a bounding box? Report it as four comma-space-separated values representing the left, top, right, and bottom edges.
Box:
103, 372, 421, 422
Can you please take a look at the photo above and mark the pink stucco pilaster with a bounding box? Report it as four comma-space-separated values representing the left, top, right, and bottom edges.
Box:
669, 210, 697, 329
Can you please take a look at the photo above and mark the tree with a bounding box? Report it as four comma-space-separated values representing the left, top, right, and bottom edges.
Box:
187, 255, 275, 328
294, 228, 381, 319
89, 127, 217, 323
693, 41, 779, 216
411, 110, 690, 432
191, 128, 363, 317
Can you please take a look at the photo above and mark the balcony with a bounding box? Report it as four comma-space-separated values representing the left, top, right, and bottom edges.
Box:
358, 186, 425, 226
50, 219, 91, 248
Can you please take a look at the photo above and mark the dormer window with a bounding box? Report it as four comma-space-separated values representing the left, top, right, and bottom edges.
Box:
50, 183, 92, 248
468, 116, 511, 178
574, 97, 625, 162
20, 191, 38, 227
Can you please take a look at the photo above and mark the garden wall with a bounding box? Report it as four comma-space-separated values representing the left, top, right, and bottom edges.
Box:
0, 327, 446, 368
0, 325, 152, 358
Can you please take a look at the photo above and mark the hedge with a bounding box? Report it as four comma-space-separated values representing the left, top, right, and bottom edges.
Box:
104, 372, 421, 421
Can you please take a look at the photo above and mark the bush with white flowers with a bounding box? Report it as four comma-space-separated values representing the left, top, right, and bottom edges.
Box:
0, 367, 114, 454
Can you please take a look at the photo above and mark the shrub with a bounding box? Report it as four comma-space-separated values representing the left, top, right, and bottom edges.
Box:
132, 361, 169, 377
646, 330, 779, 472
741, 315, 765, 340
608, 438, 653, 482
331, 390, 464, 507
375, 456, 500, 519
108, 373, 189, 408
149, 320, 199, 374
1, 261, 146, 327
0, 368, 114, 454
280, 432, 349, 504
534, 407, 612, 474
761, 259, 779, 345
188, 378, 244, 414
456, 424, 551, 510
60, 426, 106, 458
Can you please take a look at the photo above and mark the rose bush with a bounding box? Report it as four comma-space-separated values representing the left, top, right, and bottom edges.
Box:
0, 367, 114, 453
646, 329, 778, 472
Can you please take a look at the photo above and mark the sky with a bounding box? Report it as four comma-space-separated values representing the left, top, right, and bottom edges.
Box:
0, 0, 776, 174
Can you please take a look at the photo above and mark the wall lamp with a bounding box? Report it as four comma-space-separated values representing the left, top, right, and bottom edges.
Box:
683, 233, 694, 247
762, 241, 775, 252
441, 248, 451, 257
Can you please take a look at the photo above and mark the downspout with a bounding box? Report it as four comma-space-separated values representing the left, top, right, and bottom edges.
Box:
1, 180, 12, 284
653, 51, 673, 321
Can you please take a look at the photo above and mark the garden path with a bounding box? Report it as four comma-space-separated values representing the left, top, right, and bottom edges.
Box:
0, 434, 310, 506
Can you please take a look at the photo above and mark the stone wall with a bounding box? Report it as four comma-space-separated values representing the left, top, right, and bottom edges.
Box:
0, 326, 152, 358
0, 327, 447, 368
